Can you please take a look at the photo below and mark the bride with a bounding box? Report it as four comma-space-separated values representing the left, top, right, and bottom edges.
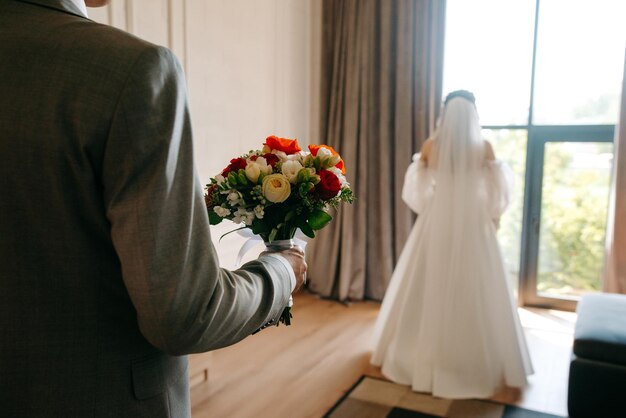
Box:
370, 90, 533, 399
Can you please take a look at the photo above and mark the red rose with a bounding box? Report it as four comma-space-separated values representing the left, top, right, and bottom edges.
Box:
265, 135, 301, 154
222, 158, 247, 175
315, 170, 342, 200
263, 153, 280, 166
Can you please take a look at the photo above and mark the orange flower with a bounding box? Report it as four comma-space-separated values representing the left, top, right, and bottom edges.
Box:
308, 144, 345, 174
265, 135, 302, 154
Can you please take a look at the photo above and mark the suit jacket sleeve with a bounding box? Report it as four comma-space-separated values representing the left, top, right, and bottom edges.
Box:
101, 45, 291, 355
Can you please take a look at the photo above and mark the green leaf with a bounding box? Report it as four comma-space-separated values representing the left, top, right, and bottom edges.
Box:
308, 209, 332, 230
208, 211, 223, 225
297, 217, 315, 238
268, 228, 278, 243
251, 219, 270, 235
219, 226, 247, 242
285, 210, 296, 222
227, 172, 238, 185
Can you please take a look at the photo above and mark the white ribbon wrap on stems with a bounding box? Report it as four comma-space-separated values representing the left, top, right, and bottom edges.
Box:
235, 229, 309, 268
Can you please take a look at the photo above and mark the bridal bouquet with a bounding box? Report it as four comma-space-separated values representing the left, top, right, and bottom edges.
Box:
205, 135, 353, 325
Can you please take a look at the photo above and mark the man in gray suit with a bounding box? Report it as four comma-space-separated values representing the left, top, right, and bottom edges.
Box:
0, 0, 307, 416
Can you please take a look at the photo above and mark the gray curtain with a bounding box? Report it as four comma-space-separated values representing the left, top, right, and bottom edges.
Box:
307, 0, 446, 301
604, 48, 626, 294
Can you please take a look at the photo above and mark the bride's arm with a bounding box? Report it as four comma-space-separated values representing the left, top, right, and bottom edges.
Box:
484, 143, 514, 228
402, 152, 435, 214
420, 138, 435, 167
484, 140, 496, 161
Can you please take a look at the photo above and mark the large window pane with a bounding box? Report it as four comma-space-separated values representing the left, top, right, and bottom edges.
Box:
443, 0, 536, 125
533, 0, 626, 125
484, 129, 528, 295
444, 0, 621, 310
537, 142, 613, 297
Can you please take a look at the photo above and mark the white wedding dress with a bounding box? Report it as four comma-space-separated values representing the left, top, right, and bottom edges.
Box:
370, 98, 533, 399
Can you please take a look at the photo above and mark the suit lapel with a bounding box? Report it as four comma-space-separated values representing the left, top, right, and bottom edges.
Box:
15, 0, 89, 19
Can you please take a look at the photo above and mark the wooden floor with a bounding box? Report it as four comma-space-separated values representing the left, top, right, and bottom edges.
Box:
190, 292, 575, 418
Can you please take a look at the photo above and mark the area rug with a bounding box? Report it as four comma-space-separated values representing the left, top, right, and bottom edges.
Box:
325, 376, 567, 418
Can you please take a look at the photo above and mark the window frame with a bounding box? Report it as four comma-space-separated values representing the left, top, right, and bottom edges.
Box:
471, 0, 619, 310
518, 125, 615, 311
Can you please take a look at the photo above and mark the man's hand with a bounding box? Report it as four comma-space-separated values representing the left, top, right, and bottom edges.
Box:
265, 247, 307, 292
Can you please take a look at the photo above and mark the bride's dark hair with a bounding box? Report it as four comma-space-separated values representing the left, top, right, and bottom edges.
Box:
444, 90, 476, 106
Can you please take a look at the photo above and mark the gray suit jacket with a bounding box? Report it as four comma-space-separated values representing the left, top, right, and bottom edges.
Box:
0, 1, 292, 416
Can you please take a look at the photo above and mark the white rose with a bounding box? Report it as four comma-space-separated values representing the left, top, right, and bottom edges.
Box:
257, 157, 273, 175
316, 147, 333, 160
262, 174, 291, 203
284, 151, 306, 163
316, 147, 341, 169
245, 158, 273, 183
213, 206, 231, 217
245, 162, 261, 183
254, 205, 265, 219
214, 174, 226, 185
227, 191, 241, 205
281, 160, 303, 184
233, 207, 254, 225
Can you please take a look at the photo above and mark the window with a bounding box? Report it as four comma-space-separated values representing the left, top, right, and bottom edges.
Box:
533, 0, 625, 125
443, 0, 625, 309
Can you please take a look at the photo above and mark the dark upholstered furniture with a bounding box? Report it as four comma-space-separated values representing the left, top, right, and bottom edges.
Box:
568, 293, 626, 418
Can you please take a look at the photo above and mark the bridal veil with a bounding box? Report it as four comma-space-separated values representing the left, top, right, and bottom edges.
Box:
370, 95, 533, 399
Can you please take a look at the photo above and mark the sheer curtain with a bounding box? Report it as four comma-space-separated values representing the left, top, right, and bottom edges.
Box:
604, 48, 626, 294
307, 0, 446, 301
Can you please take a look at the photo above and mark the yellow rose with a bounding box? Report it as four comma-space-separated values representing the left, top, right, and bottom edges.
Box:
262, 174, 291, 203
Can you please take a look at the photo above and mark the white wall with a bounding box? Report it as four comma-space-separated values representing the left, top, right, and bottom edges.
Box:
89, 0, 314, 183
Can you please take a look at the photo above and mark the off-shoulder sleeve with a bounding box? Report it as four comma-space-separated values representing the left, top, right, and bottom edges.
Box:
402, 153, 435, 214
485, 159, 514, 222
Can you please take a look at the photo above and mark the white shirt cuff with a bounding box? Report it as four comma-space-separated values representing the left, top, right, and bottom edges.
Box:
259, 253, 296, 292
